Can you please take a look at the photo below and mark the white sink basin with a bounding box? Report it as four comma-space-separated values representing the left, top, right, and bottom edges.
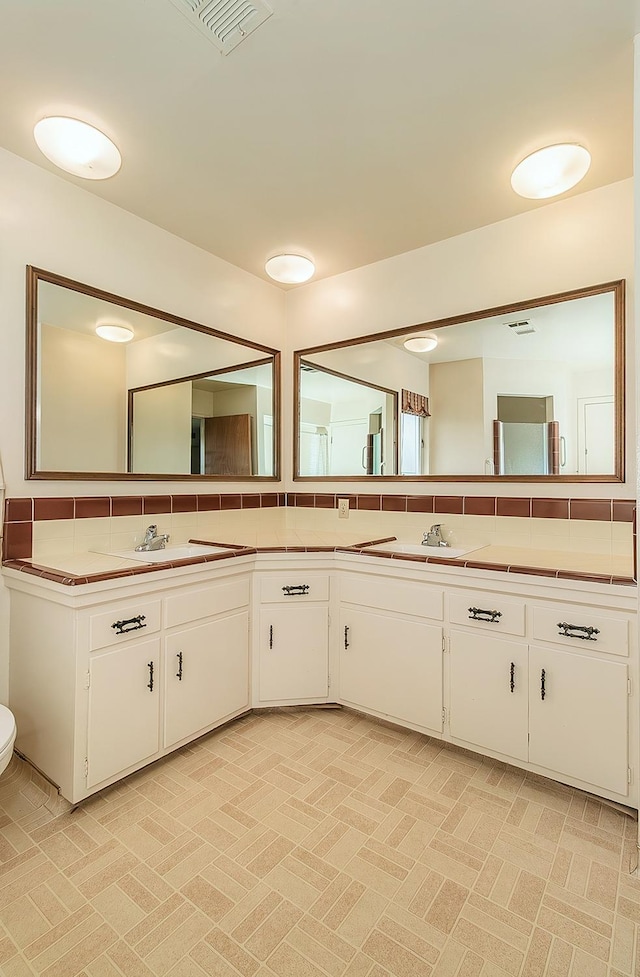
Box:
369, 542, 486, 560
108, 543, 233, 563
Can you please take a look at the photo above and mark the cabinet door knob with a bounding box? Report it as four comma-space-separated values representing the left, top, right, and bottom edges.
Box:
468, 607, 502, 623
147, 661, 154, 692
344, 625, 350, 650
510, 661, 515, 693
540, 668, 546, 701
557, 622, 599, 641
269, 625, 273, 649
176, 651, 183, 681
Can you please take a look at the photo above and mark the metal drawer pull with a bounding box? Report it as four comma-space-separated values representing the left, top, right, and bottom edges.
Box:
540, 668, 546, 700
557, 622, 600, 641
176, 652, 183, 681
510, 662, 515, 693
111, 614, 146, 635
468, 607, 502, 623
282, 584, 310, 596
147, 661, 154, 692
269, 625, 273, 649
344, 625, 350, 650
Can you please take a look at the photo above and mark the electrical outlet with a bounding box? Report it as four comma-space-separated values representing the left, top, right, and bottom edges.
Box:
338, 498, 349, 519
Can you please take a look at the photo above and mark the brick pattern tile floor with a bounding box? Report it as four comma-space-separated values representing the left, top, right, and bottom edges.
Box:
0, 708, 638, 976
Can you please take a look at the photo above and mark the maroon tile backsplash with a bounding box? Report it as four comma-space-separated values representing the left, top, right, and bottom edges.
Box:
111, 496, 143, 517
568, 499, 613, 522
3, 521, 32, 561
434, 496, 464, 514
74, 497, 111, 519
496, 498, 531, 518
531, 498, 570, 520
463, 497, 496, 516
33, 497, 74, 521
5, 498, 33, 522
143, 495, 171, 515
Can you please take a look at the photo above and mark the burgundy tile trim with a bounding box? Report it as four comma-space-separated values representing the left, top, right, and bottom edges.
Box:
557, 569, 613, 584
197, 495, 221, 511
171, 495, 198, 513
406, 496, 434, 513
3, 522, 32, 560
111, 496, 143, 517
496, 498, 531, 518
357, 495, 381, 511
426, 556, 466, 566
531, 498, 569, 520
613, 500, 636, 523
5, 499, 33, 522
75, 497, 111, 519
220, 495, 241, 510
241, 495, 261, 509
612, 576, 636, 587
434, 496, 464, 515
463, 497, 496, 516
569, 499, 612, 522
293, 494, 316, 507
355, 537, 397, 548
34, 498, 74, 521
464, 561, 510, 572
260, 494, 280, 508
508, 565, 559, 578
143, 496, 171, 515
315, 494, 336, 509
382, 496, 407, 512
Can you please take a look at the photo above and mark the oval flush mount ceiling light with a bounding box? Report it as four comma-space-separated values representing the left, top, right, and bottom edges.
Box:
403, 336, 438, 353
95, 324, 134, 343
265, 254, 315, 284
510, 143, 591, 199
33, 117, 121, 180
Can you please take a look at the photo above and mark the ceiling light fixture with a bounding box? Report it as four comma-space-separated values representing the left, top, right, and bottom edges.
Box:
33, 117, 121, 180
265, 254, 315, 284
95, 324, 134, 343
510, 143, 591, 199
403, 336, 438, 353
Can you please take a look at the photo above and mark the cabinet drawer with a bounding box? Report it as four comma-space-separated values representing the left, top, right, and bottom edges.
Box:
260, 574, 329, 603
449, 591, 525, 636
89, 600, 161, 651
532, 604, 629, 657
165, 578, 250, 628
340, 574, 443, 621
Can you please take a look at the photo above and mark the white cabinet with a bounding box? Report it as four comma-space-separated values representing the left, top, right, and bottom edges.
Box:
449, 630, 528, 761
87, 637, 161, 788
528, 645, 629, 795
164, 612, 249, 748
256, 572, 330, 703
8, 569, 251, 803
339, 607, 443, 732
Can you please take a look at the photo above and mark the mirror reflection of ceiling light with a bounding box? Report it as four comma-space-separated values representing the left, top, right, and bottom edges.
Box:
95, 324, 134, 343
265, 254, 315, 284
510, 143, 591, 199
403, 336, 438, 353
33, 117, 122, 180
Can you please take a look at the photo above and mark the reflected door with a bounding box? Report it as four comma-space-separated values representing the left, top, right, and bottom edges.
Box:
204, 414, 252, 475
579, 398, 614, 474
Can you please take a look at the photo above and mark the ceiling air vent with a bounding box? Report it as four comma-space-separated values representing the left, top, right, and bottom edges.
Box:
167, 0, 273, 55
505, 319, 536, 336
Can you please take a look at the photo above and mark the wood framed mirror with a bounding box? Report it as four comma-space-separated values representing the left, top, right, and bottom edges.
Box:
294, 280, 625, 482
26, 266, 280, 480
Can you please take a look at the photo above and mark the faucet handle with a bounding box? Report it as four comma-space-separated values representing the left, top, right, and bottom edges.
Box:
429, 523, 442, 532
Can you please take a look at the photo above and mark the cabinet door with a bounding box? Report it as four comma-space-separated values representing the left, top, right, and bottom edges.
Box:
529, 646, 629, 795
164, 612, 249, 748
339, 608, 443, 731
259, 606, 329, 701
449, 630, 528, 761
87, 637, 160, 788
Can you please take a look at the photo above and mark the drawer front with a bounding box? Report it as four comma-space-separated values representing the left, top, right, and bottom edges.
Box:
449, 591, 525, 636
89, 600, 162, 651
260, 574, 330, 603
340, 574, 443, 621
165, 578, 250, 629
532, 604, 630, 657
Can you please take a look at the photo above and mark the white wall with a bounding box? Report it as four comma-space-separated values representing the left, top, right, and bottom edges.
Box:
430, 359, 485, 474
286, 178, 634, 496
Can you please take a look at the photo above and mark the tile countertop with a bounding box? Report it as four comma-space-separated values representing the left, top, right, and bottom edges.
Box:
2, 532, 635, 586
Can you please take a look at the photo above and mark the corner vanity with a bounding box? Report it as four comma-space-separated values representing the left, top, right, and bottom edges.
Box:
4, 539, 636, 811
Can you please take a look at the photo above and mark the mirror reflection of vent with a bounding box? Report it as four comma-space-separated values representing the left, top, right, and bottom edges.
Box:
167, 0, 273, 55
300, 363, 317, 373
505, 319, 536, 336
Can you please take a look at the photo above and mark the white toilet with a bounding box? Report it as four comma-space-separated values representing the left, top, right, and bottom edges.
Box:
0, 706, 16, 775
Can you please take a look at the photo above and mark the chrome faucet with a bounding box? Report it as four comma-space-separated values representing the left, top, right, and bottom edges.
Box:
422, 524, 450, 547
135, 524, 170, 552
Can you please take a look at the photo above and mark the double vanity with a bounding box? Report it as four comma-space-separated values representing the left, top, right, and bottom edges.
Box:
4, 534, 636, 809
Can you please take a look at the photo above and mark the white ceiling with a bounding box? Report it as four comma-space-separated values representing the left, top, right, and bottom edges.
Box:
0, 1, 636, 284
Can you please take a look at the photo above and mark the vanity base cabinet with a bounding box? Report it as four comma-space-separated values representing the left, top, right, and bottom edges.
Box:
87, 637, 161, 789
449, 630, 528, 762
339, 608, 443, 733
258, 605, 329, 701
528, 645, 629, 796
164, 612, 249, 749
